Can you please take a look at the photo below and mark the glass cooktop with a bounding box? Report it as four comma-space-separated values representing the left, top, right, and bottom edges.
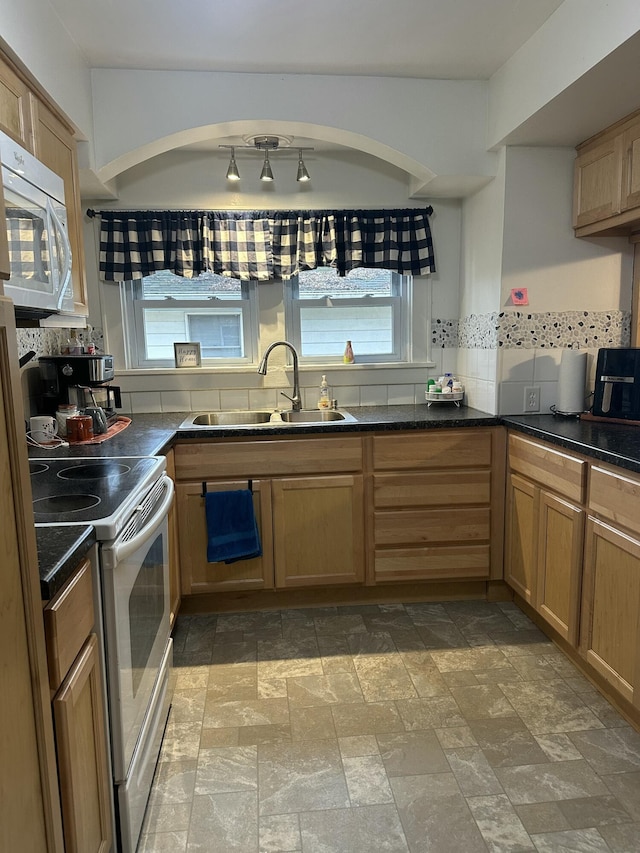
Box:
30, 456, 165, 537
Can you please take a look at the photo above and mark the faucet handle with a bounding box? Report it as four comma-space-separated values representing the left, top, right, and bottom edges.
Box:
280, 391, 302, 410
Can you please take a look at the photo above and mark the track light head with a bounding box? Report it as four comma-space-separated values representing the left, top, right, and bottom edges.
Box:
296, 149, 311, 182
260, 152, 274, 182
226, 147, 240, 181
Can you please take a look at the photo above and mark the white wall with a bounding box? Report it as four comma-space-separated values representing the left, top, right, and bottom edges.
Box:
498, 146, 633, 414
89, 70, 495, 193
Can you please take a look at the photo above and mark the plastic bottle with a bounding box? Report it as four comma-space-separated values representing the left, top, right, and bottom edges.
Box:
318, 375, 331, 409
343, 340, 355, 364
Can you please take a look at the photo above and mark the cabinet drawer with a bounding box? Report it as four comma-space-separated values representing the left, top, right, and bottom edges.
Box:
175, 436, 363, 479
589, 465, 640, 535
375, 507, 490, 546
373, 470, 490, 508
44, 558, 94, 692
509, 434, 586, 503
374, 544, 490, 582
373, 430, 492, 471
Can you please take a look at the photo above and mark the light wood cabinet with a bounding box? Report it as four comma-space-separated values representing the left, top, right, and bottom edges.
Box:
371, 429, 503, 584
164, 449, 181, 626
581, 518, 640, 705
44, 558, 113, 853
0, 55, 34, 149
573, 109, 640, 236
504, 472, 538, 606
175, 436, 365, 594
272, 475, 364, 588
177, 479, 274, 595
505, 434, 586, 645
580, 462, 640, 705
33, 100, 88, 320
52, 634, 112, 853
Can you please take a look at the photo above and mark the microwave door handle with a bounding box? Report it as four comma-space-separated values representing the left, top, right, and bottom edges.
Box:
47, 198, 73, 310
110, 476, 174, 564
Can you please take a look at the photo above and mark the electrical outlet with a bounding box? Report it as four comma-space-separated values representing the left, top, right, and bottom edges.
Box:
524, 386, 540, 412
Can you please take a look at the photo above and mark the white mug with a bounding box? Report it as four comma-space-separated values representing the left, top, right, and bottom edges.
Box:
30, 415, 58, 444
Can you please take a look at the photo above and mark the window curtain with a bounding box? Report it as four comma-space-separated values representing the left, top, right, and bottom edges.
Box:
94, 207, 435, 282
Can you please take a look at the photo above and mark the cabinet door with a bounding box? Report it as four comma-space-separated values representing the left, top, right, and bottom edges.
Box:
0, 57, 34, 149
33, 100, 88, 318
536, 491, 584, 646
272, 475, 364, 588
573, 134, 623, 228
505, 473, 538, 605
621, 118, 640, 212
53, 633, 112, 853
176, 480, 274, 594
581, 518, 640, 705
164, 450, 180, 627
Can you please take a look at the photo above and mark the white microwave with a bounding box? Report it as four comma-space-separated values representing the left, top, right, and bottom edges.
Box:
0, 129, 72, 320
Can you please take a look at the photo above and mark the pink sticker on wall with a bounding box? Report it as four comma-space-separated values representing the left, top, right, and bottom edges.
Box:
511, 288, 528, 306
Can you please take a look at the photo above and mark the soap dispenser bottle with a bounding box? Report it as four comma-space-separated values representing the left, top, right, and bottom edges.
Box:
318, 375, 330, 409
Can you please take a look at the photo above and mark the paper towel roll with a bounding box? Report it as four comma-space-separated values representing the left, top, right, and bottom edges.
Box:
556, 349, 587, 415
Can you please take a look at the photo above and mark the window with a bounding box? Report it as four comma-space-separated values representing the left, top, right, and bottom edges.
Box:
285, 267, 409, 363
121, 270, 258, 368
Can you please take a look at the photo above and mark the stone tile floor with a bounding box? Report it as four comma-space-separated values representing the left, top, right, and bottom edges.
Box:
138, 601, 640, 852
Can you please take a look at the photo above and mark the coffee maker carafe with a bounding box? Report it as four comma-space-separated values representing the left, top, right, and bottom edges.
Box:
39, 354, 122, 425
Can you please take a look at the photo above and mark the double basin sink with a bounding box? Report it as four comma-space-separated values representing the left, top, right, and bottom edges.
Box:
180, 408, 357, 429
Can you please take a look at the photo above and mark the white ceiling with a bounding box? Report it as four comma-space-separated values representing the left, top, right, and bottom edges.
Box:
49, 0, 564, 80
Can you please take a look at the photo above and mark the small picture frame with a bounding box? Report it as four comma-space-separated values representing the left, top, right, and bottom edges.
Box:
173, 342, 201, 368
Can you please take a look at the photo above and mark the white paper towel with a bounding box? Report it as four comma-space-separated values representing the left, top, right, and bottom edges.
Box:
556, 349, 587, 415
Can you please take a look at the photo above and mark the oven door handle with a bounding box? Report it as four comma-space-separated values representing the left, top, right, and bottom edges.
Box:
111, 475, 174, 563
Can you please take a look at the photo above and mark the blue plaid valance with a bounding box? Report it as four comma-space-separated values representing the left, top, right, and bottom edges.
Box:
93, 207, 435, 282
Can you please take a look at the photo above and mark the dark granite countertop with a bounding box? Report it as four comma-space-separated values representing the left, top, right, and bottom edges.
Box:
502, 414, 640, 475
37, 525, 96, 601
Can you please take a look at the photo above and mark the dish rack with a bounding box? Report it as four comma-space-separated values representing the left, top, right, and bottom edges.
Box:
425, 390, 464, 408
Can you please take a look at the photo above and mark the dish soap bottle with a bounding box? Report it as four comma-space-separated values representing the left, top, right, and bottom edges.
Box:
318, 375, 331, 409
343, 340, 355, 364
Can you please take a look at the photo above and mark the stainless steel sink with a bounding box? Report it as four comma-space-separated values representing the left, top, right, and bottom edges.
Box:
187, 411, 273, 426
179, 408, 356, 428
280, 409, 354, 423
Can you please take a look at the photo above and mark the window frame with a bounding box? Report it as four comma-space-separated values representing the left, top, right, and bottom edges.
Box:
120, 276, 259, 369
284, 269, 411, 364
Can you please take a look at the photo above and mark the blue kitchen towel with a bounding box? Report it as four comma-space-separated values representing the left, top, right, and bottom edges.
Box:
205, 489, 262, 564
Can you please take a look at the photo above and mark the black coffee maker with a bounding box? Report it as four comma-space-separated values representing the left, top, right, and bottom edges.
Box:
38, 354, 122, 425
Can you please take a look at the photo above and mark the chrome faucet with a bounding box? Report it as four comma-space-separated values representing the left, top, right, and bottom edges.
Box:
257, 341, 302, 411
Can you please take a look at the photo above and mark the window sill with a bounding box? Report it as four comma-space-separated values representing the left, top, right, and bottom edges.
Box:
117, 361, 436, 377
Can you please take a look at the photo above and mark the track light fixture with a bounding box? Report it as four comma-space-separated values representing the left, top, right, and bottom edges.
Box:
225, 147, 240, 181
260, 150, 274, 182
296, 149, 310, 182
219, 136, 314, 185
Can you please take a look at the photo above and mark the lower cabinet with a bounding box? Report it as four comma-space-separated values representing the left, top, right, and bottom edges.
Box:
177, 479, 274, 594
371, 429, 504, 583
44, 556, 113, 853
581, 518, 640, 705
272, 475, 364, 588
177, 473, 364, 594
580, 463, 640, 707
505, 434, 586, 646
52, 634, 112, 853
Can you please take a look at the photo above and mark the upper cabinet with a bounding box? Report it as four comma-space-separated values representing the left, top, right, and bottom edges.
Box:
0, 59, 34, 150
574, 110, 640, 237
0, 49, 88, 320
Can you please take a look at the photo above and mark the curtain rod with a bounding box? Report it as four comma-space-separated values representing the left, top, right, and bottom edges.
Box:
86, 206, 433, 219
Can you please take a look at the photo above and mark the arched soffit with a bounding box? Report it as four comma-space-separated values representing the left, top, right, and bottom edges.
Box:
96, 119, 437, 187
